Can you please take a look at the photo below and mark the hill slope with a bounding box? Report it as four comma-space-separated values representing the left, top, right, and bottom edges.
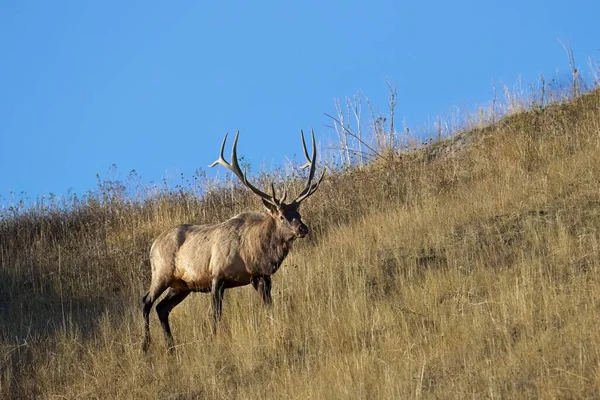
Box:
1, 89, 600, 398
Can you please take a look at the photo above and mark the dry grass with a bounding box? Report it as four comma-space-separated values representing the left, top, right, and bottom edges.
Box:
1, 88, 600, 399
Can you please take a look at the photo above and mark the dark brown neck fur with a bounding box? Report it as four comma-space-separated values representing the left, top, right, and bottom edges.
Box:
240, 213, 292, 276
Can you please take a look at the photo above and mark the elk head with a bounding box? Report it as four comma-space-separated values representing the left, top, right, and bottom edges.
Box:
209, 130, 324, 240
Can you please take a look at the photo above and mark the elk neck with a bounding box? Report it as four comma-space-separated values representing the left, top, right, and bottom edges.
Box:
240, 212, 292, 276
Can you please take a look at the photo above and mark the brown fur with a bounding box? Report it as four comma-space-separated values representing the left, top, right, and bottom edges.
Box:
142, 207, 306, 352
142, 130, 321, 353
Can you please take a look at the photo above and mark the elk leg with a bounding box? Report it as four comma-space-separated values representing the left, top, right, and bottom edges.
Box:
252, 276, 272, 306
142, 281, 169, 353
211, 278, 225, 334
156, 288, 190, 352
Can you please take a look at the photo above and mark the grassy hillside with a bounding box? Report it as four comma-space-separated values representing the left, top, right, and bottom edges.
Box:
1, 88, 600, 398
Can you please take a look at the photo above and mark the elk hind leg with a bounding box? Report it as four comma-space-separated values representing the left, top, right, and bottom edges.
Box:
156, 288, 190, 352
142, 280, 169, 353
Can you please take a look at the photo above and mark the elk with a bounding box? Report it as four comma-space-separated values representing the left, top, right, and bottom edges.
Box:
142, 130, 323, 352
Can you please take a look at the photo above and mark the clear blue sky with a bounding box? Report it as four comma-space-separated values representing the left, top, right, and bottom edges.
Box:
0, 1, 598, 204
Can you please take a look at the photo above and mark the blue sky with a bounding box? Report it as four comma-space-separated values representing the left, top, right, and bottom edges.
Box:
0, 1, 598, 204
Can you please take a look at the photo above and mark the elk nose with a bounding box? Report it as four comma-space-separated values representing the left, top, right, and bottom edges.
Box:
299, 224, 309, 237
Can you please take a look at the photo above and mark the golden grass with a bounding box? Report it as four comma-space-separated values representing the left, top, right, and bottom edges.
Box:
1, 89, 600, 399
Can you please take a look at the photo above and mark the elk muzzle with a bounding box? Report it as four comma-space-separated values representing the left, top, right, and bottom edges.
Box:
297, 223, 309, 238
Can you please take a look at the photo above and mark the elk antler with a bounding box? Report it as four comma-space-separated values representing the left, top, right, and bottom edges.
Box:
210, 130, 323, 207
292, 129, 325, 205
209, 131, 284, 206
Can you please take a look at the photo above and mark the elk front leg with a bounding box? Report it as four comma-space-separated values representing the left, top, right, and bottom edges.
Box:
211, 278, 225, 334
252, 276, 272, 306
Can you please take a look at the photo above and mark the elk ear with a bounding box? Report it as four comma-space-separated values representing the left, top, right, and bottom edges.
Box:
262, 199, 278, 214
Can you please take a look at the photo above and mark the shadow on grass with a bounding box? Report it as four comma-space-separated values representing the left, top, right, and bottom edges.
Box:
0, 262, 125, 398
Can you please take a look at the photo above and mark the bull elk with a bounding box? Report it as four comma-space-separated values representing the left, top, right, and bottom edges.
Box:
142, 130, 323, 352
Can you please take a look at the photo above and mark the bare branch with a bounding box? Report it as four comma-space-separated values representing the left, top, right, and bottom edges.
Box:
324, 113, 384, 160
386, 80, 397, 151
558, 38, 580, 97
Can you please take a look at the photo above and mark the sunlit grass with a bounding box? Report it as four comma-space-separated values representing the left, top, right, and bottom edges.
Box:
1, 87, 600, 398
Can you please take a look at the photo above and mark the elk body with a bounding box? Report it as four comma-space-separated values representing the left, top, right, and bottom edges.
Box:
142, 131, 323, 352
